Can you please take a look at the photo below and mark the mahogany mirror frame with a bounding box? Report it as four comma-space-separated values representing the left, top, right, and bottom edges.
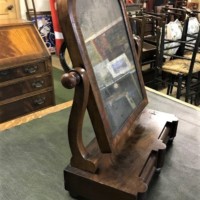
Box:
57, 0, 148, 161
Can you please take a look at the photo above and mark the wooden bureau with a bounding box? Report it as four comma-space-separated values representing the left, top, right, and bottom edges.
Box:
0, 19, 55, 123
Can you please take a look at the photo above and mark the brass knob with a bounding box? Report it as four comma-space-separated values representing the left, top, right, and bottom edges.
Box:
7, 5, 14, 10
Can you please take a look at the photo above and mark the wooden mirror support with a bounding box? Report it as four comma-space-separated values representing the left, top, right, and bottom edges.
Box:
57, 0, 178, 199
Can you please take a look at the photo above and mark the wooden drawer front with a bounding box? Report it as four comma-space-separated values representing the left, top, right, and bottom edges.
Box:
0, 91, 54, 123
0, 62, 47, 83
139, 152, 158, 185
0, 75, 53, 101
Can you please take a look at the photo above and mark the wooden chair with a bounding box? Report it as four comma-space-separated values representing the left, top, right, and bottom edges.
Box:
160, 6, 187, 22
129, 15, 156, 64
158, 13, 200, 104
129, 14, 164, 88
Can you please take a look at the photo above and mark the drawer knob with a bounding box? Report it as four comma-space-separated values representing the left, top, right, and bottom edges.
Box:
24, 66, 38, 74
32, 80, 44, 88
33, 97, 46, 105
7, 5, 14, 10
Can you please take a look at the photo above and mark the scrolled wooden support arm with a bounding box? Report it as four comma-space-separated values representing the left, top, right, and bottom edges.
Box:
62, 67, 98, 173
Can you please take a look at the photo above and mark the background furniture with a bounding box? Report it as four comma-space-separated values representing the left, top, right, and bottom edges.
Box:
157, 10, 200, 104
0, 19, 55, 123
0, 0, 21, 20
128, 5, 200, 104
129, 14, 163, 88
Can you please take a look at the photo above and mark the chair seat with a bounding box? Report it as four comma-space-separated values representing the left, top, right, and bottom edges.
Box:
142, 42, 157, 61
144, 35, 157, 45
184, 52, 200, 62
162, 53, 200, 75
143, 42, 156, 51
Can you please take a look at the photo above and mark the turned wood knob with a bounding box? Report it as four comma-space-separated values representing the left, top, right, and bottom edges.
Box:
61, 71, 81, 89
7, 5, 14, 10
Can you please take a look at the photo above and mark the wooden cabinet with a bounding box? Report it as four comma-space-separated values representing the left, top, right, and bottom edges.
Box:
0, 0, 21, 20
0, 19, 55, 123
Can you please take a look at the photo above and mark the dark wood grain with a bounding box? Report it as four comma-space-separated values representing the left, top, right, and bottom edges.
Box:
64, 109, 178, 200
0, 20, 55, 123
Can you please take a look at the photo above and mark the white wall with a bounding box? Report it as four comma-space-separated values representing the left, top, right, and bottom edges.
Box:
19, 0, 50, 19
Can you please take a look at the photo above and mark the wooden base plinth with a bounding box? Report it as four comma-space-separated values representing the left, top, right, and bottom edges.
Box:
64, 109, 178, 200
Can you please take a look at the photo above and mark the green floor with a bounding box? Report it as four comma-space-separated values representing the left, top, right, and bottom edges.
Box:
52, 67, 74, 104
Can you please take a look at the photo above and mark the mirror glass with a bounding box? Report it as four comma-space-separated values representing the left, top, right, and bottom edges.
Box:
76, 0, 143, 135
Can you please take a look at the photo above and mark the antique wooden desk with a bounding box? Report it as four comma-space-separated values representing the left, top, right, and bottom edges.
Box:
0, 19, 55, 123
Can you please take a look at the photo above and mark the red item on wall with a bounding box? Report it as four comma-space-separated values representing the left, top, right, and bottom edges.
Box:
125, 0, 134, 4
49, 0, 64, 55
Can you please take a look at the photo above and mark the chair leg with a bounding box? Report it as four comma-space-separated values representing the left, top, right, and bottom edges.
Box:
185, 76, 192, 103
167, 75, 174, 95
167, 85, 171, 95
195, 92, 200, 106
176, 74, 183, 99
152, 67, 161, 89
170, 76, 175, 94
195, 72, 200, 106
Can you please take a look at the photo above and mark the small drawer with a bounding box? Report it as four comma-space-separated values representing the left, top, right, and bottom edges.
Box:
0, 75, 53, 101
139, 152, 157, 185
0, 91, 55, 123
0, 62, 47, 83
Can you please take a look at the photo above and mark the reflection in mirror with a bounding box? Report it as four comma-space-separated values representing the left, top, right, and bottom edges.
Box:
77, 0, 143, 135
